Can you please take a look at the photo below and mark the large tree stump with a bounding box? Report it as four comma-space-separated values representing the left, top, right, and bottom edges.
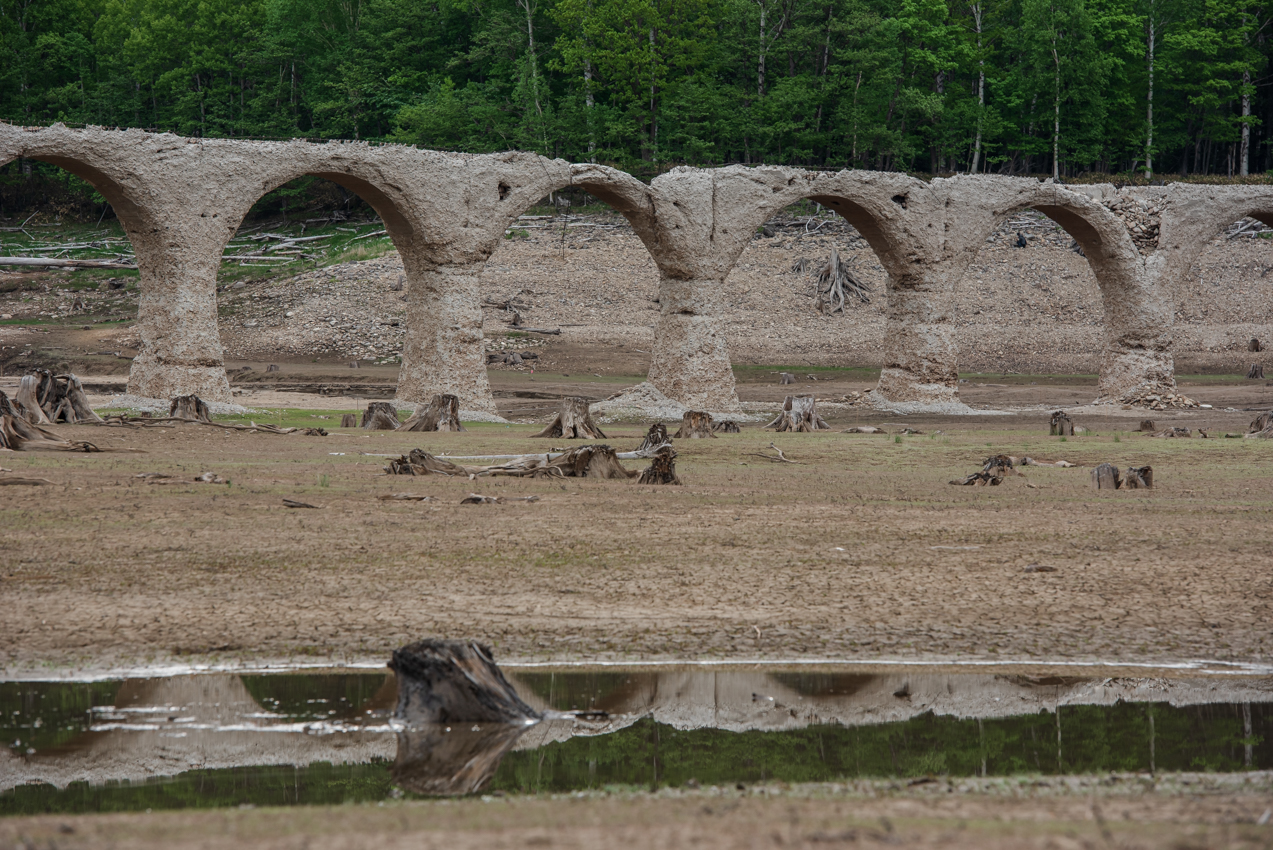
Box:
340, 413, 357, 428
385, 449, 467, 476
533, 397, 605, 439
1250, 410, 1273, 434
637, 446, 681, 485
547, 444, 635, 479
765, 395, 829, 432
13, 374, 51, 425
41, 373, 104, 425
401, 394, 465, 432
361, 401, 402, 430
170, 395, 212, 422
1248, 364, 1265, 380
1092, 462, 1122, 490
674, 411, 716, 439
1124, 465, 1153, 489
389, 639, 540, 725
1049, 411, 1074, 436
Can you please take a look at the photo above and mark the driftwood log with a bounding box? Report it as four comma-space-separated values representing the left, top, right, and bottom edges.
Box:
170, 395, 212, 422
950, 470, 1003, 486
1248, 364, 1265, 380
1147, 427, 1191, 438
1124, 465, 1154, 488
674, 411, 716, 439
401, 394, 465, 432
765, 395, 829, 432
388, 639, 541, 796
1, 411, 101, 452
1049, 411, 1074, 436
361, 401, 401, 430
534, 396, 605, 439
340, 413, 357, 428
386, 445, 635, 479
1092, 463, 1122, 490
713, 420, 741, 433
637, 445, 681, 485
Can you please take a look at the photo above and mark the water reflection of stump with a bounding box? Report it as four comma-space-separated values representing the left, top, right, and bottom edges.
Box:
393, 723, 530, 795
389, 639, 541, 796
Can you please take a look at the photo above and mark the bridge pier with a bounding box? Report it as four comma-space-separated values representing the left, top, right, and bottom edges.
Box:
647, 277, 741, 412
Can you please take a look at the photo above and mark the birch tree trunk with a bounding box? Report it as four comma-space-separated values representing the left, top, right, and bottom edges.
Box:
1051, 38, 1061, 181
970, 1, 985, 173
1241, 69, 1251, 176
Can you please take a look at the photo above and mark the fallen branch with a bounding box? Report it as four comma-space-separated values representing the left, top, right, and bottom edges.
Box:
282, 498, 321, 509
0, 257, 136, 269
0, 476, 54, 486
746, 442, 801, 464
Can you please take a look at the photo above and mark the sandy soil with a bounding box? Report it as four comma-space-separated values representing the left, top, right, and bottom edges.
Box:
2, 389, 1271, 678
3, 776, 1271, 849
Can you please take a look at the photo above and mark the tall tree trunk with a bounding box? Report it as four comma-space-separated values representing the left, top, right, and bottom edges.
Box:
1241, 69, 1252, 176
970, 1, 985, 174
1145, 13, 1155, 179
649, 26, 657, 159
758, 3, 767, 96
584, 58, 596, 159
1051, 37, 1060, 181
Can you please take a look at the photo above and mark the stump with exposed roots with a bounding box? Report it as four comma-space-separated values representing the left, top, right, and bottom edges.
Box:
637, 446, 681, 485
1247, 364, 1265, 380
1124, 465, 1153, 488
14, 371, 102, 425
401, 394, 465, 432
713, 420, 741, 434
765, 395, 829, 432
546, 444, 635, 479
636, 422, 669, 454
13, 374, 51, 425
674, 411, 716, 439
1049, 411, 1074, 436
170, 395, 212, 422
361, 401, 402, 430
534, 396, 605, 439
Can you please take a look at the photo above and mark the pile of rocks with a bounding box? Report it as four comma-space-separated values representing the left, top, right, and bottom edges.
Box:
1120, 386, 1200, 410
1103, 194, 1167, 253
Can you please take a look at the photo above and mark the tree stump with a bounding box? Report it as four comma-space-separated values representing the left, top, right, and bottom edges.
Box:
1124, 465, 1153, 489
392, 721, 531, 797
43, 373, 104, 424
1049, 411, 1074, 436
361, 401, 401, 430
13, 374, 51, 425
170, 395, 212, 422
547, 444, 635, 479
385, 449, 467, 476
390, 639, 540, 725
533, 397, 605, 439
266, 364, 280, 372
1249, 410, 1273, 434
340, 413, 357, 428
779, 372, 796, 385
1251, 338, 1263, 352
1248, 364, 1265, 380
637, 445, 681, 485
1091, 462, 1122, 490
765, 395, 829, 432
636, 422, 669, 454
674, 411, 716, 439
713, 420, 741, 434
1139, 419, 1156, 432
401, 394, 465, 432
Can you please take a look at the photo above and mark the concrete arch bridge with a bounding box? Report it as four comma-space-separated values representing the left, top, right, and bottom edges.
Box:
5, 123, 1270, 412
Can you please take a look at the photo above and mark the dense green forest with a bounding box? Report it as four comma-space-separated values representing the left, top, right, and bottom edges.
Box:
1, 0, 1271, 180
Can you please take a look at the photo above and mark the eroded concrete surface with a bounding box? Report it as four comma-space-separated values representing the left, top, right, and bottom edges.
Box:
4, 123, 1272, 410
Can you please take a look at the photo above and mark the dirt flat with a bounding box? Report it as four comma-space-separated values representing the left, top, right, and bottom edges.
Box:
2, 777, 1271, 849
2, 390, 1271, 678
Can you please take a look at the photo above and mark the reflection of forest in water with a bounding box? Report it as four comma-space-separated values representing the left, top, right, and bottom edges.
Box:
2, 670, 1270, 814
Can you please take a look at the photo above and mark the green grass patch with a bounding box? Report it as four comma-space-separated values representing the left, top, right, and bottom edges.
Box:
732, 364, 881, 383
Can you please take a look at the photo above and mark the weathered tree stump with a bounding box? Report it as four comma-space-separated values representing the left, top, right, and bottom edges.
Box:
388, 639, 540, 797
779, 372, 796, 385
1124, 465, 1153, 489
637, 445, 681, 485
43, 373, 104, 424
1148, 426, 1191, 438
1091, 462, 1122, 490
674, 411, 716, 439
1049, 411, 1074, 436
361, 401, 401, 430
13, 374, 51, 425
170, 395, 212, 422
385, 449, 466, 476
950, 470, 1003, 486
1139, 419, 1157, 432
713, 420, 741, 434
1247, 364, 1265, 380
390, 639, 540, 725
266, 364, 279, 372
533, 397, 605, 439
340, 413, 358, 428
635, 422, 669, 454
1251, 338, 1263, 352
401, 394, 465, 432
548, 444, 635, 479
765, 395, 830, 432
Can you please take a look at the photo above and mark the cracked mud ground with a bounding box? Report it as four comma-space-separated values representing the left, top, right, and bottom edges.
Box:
2, 401, 1270, 677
